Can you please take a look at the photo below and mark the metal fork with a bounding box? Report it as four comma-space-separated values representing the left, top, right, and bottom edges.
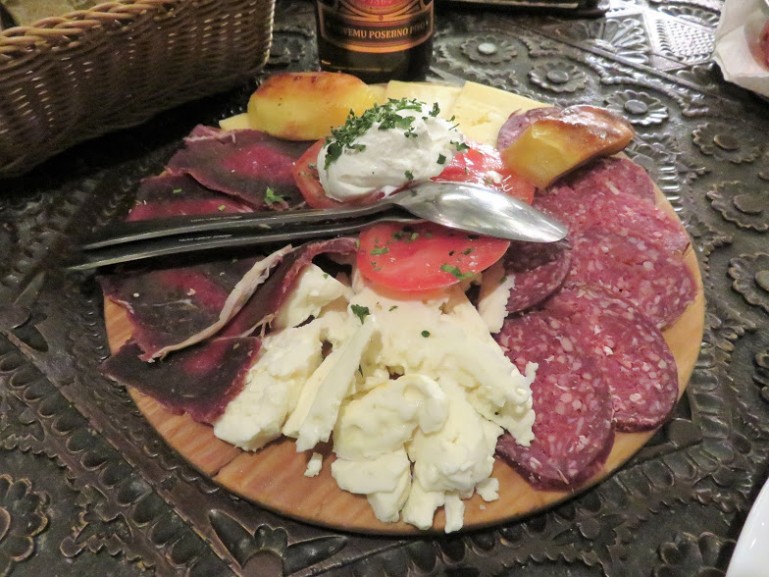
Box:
67, 213, 419, 271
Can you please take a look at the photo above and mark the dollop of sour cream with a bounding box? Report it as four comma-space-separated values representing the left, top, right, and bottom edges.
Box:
317, 98, 463, 201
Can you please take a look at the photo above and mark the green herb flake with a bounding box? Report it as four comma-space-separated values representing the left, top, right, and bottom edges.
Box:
172, 188, 183, 194
264, 187, 285, 205
437, 153, 447, 165
463, 248, 474, 255
370, 246, 390, 256
389, 305, 398, 311
217, 204, 227, 212
350, 304, 371, 324
421, 330, 431, 338
440, 263, 475, 280
405, 170, 414, 181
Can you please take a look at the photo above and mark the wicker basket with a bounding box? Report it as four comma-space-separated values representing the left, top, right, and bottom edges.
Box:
0, 0, 275, 178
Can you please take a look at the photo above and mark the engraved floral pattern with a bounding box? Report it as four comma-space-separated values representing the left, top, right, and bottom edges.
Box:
707, 181, 769, 232
529, 60, 588, 93
755, 348, 769, 403
461, 35, 517, 64
0, 476, 48, 576
692, 123, 762, 164
728, 253, 769, 314
654, 532, 726, 577
605, 89, 669, 126
561, 18, 649, 65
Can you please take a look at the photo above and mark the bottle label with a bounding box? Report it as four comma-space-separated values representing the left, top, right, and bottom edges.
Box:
317, 0, 434, 54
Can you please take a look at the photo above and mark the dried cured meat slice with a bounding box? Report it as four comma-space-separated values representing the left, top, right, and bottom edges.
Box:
221, 237, 358, 336
167, 126, 309, 210
495, 311, 614, 490
99, 246, 290, 360
560, 157, 657, 205
496, 107, 559, 151
126, 173, 253, 221
535, 181, 690, 255
500, 239, 572, 314
102, 337, 261, 424
566, 228, 696, 329
544, 284, 679, 431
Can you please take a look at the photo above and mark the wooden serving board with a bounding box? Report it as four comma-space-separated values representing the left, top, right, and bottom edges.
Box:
104, 81, 705, 534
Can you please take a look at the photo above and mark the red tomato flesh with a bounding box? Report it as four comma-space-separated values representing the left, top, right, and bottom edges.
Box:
435, 142, 536, 204
357, 222, 510, 293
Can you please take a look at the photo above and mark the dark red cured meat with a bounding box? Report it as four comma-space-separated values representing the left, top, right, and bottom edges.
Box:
501, 239, 572, 314
102, 337, 260, 424
496, 107, 559, 151
495, 310, 615, 490
534, 181, 690, 255
222, 237, 359, 336
761, 20, 769, 68
127, 173, 253, 221
544, 284, 679, 431
167, 126, 310, 210
565, 227, 697, 329
559, 157, 657, 205
99, 255, 272, 360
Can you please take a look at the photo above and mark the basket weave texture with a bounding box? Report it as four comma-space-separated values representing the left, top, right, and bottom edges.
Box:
0, 0, 275, 178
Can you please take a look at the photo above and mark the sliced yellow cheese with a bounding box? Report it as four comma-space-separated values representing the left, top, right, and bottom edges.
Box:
384, 80, 462, 119
218, 112, 252, 131
451, 81, 550, 146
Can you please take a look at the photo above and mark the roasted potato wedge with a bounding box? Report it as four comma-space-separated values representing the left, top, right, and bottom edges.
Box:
500, 105, 634, 188
247, 72, 380, 140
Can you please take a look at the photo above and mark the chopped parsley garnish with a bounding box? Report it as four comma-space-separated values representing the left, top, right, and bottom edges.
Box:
323, 98, 447, 169
264, 187, 285, 205
389, 305, 398, 311
405, 170, 414, 181
172, 187, 183, 194
437, 153, 447, 165
370, 246, 389, 255
421, 330, 431, 338
440, 263, 475, 280
351, 304, 371, 324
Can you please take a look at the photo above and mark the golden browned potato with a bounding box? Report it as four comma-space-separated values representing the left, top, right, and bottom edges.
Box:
500, 105, 634, 188
247, 72, 380, 140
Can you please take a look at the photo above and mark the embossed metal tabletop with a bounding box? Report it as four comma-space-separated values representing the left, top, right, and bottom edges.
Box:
1, 0, 768, 575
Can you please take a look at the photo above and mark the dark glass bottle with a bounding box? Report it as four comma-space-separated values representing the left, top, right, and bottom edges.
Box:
315, 0, 434, 84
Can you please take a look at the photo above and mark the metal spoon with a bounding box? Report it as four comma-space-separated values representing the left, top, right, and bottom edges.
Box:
81, 181, 567, 250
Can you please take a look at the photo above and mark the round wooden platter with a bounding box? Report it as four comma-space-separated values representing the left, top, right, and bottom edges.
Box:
103, 82, 705, 534
105, 216, 704, 535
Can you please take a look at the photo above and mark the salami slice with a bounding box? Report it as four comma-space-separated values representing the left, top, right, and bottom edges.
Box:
102, 337, 261, 424
545, 284, 679, 431
535, 181, 690, 255
167, 126, 309, 210
501, 239, 572, 313
496, 107, 559, 150
495, 310, 614, 490
560, 157, 657, 205
566, 228, 696, 329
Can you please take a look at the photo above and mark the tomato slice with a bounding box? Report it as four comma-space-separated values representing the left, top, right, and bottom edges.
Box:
293, 139, 534, 208
434, 142, 536, 204
292, 139, 380, 209
357, 222, 510, 293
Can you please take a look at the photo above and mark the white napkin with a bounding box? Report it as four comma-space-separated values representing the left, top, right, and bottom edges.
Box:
713, 0, 769, 97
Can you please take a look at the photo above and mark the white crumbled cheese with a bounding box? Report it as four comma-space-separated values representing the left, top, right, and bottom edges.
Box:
304, 452, 323, 477
401, 479, 447, 530
272, 264, 351, 330
333, 373, 448, 461
477, 261, 515, 333
475, 477, 500, 502
317, 99, 462, 201
331, 449, 412, 523
213, 321, 324, 450
291, 314, 376, 452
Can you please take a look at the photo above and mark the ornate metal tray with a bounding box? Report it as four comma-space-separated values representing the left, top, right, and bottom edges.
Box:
2, 0, 768, 575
